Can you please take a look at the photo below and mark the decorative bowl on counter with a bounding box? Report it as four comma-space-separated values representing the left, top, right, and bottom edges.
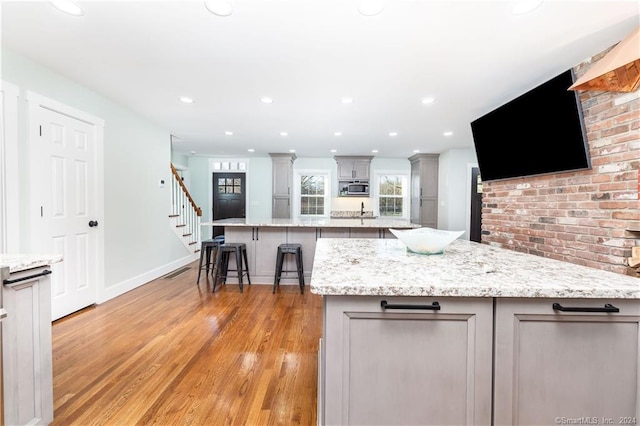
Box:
389, 227, 464, 255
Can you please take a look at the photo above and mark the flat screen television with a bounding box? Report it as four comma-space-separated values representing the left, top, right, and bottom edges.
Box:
470, 69, 591, 182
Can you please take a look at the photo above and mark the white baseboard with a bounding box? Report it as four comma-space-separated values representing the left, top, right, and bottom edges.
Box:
97, 253, 198, 304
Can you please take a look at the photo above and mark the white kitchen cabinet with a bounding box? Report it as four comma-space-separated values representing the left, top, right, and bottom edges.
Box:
270, 153, 296, 219
335, 156, 372, 181
2, 266, 54, 426
322, 295, 493, 425
224, 227, 288, 284
409, 153, 438, 228
494, 298, 640, 425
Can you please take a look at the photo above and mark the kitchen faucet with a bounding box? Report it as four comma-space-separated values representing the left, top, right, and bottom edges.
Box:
361, 202, 364, 216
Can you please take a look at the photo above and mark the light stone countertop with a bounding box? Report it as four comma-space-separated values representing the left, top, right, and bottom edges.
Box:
310, 238, 640, 299
203, 217, 421, 229
0, 254, 63, 274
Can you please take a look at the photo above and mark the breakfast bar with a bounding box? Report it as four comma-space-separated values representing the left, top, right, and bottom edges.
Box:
311, 238, 640, 425
205, 217, 420, 284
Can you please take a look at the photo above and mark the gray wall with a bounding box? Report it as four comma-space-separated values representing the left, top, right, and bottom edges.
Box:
2, 47, 189, 301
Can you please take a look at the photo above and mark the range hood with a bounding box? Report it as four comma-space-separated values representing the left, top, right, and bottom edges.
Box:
569, 26, 640, 92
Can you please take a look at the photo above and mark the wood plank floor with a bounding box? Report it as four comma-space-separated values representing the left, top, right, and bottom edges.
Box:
50, 261, 323, 425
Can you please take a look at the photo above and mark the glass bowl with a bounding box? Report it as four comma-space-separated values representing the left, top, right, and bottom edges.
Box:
389, 227, 464, 255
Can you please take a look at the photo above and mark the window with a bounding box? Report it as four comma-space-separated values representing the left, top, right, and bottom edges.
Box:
300, 175, 326, 215
376, 173, 408, 218
295, 170, 331, 217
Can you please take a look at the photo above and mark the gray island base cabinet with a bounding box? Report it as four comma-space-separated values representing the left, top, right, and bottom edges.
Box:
311, 238, 640, 426
494, 298, 640, 425
323, 295, 493, 425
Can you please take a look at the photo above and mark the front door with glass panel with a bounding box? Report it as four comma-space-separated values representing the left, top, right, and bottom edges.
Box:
212, 173, 246, 237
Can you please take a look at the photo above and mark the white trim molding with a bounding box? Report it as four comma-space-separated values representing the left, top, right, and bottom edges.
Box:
0, 80, 20, 252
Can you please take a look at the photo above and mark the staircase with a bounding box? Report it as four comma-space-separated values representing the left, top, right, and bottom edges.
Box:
170, 163, 202, 253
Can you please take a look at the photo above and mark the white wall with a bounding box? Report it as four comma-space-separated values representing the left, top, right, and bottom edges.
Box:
2, 48, 190, 300
437, 148, 478, 237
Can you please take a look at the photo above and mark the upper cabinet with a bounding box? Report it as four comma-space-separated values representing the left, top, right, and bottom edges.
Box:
335, 156, 373, 181
270, 153, 296, 219
409, 153, 439, 228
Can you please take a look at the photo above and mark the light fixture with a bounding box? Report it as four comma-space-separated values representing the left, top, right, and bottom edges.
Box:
330, 149, 337, 153
260, 97, 273, 104
247, 148, 255, 153
225, 131, 233, 136
358, 0, 384, 16
512, 0, 543, 15
179, 96, 194, 104
372, 149, 379, 153
204, 0, 233, 17
334, 132, 342, 136
49, 0, 84, 16
189, 150, 197, 155
421, 97, 436, 105
280, 132, 288, 136
413, 149, 420, 153
389, 132, 398, 137
341, 97, 353, 104
289, 149, 296, 153
443, 131, 453, 136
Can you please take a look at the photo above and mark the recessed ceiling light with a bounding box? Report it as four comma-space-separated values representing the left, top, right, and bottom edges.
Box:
512, 0, 543, 15
389, 132, 398, 137
372, 149, 379, 153
443, 131, 453, 136
289, 149, 296, 153
179, 96, 194, 104
204, 0, 233, 17
334, 132, 342, 136
330, 149, 337, 153
260, 97, 273, 104
189, 150, 196, 155
280, 132, 288, 136
248, 148, 255, 153
421, 97, 436, 105
225, 131, 233, 136
50, 0, 84, 16
413, 149, 420, 153
358, 0, 384, 16
341, 97, 354, 104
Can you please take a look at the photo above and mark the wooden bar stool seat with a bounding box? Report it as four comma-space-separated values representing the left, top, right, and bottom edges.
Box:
273, 243, 304, 294
213, 242, 251, 293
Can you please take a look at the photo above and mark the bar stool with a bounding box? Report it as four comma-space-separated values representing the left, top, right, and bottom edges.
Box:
273, 243, 304, 294
196, 239, 220, 285
213, 242, 251, 293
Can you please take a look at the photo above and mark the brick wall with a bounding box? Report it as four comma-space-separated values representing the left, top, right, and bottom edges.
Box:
481, 45, 640, 275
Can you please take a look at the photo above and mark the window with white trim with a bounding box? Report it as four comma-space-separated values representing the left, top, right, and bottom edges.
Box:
375, 173, 409, 218
295, 170, 331, 217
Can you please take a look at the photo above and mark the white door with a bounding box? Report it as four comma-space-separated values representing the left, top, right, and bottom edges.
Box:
29, 94, 104, 321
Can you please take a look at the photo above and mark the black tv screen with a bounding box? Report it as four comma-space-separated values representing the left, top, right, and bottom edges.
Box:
470, 69, 591, 182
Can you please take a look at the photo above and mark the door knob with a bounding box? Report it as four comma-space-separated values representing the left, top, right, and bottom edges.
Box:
88, 220, 99, 228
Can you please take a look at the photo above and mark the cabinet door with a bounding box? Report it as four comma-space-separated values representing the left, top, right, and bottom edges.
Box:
272, 160, 291, 197
253, 227, 288, 283
323, 296, 493, 425
272, 196, 290, 219
349, 228, 381, 238
286, 228, 317, 282
336, 160, 355, 180
494, 298, 640, 425
353, 160, 370, 180
3, 267, 54, 426
419, 198, 438, 228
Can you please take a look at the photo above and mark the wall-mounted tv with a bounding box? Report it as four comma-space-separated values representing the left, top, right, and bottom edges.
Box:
470, 69, 591, 182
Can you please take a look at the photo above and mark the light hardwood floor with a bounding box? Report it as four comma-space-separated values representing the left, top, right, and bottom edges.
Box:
50, 261, 323, 425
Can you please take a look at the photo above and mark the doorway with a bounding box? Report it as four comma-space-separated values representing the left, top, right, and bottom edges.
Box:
212, 173, 246, 237
470, 167, 483, 243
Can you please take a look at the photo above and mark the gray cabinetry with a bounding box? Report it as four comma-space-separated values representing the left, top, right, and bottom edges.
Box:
224, 227, 288, 283
322, 295, 493, 425
409, 153, 439, 228
270, 153, 296, 219
2, 266, 54, 426
334, 156, 372, 181
494, 298, 640, 425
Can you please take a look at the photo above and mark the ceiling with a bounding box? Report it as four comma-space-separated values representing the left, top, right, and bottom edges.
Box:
2, 1, 639, 159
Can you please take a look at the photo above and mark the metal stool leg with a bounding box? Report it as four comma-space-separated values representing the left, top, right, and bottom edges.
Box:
235, 246, 243, 293
273, 248, 284, 294
297, 248, 304, 294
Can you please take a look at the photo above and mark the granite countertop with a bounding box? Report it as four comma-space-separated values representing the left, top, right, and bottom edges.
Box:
310, 238, 640, 299
0, 254, 63, 274
203, 217, 421, 229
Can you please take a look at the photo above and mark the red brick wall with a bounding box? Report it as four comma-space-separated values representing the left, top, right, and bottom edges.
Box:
481, 46, 640, 275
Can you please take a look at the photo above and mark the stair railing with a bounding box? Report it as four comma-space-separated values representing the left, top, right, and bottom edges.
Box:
170, 163, 202, 249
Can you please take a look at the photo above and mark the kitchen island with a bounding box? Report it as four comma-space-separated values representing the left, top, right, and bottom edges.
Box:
1, 253, 62, 426
204, 218, 420, 284
310, 238, 640, 425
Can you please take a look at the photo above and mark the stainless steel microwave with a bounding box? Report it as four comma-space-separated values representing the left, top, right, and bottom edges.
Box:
347, 181, 369, 195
